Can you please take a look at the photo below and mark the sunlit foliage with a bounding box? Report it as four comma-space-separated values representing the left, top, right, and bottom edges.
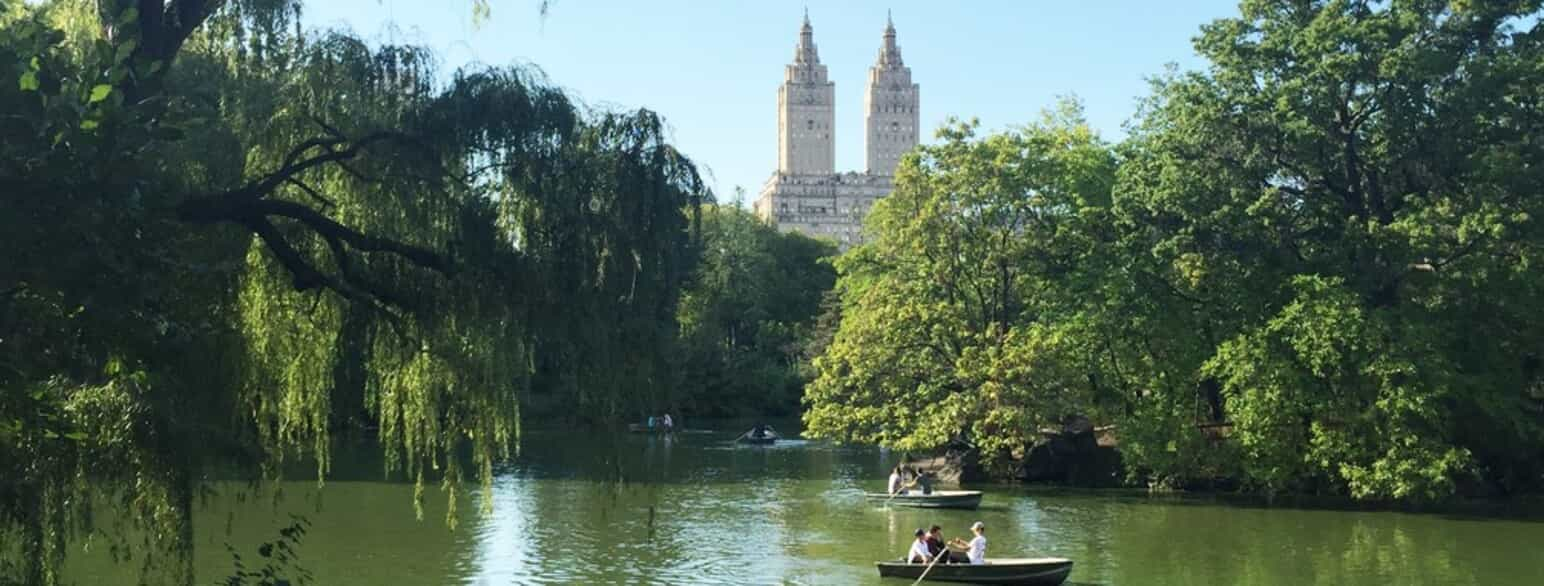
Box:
807, 0, 1544, 500
803, 105, 1119, 472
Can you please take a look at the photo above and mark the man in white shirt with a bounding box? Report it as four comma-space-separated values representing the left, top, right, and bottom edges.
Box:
966, 521, 987, 564
907, 528, 933, 563
887, 466, 906, 496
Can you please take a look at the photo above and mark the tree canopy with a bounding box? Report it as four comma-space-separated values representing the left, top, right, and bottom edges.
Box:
806, 0, 1544, 500
674, 201, 836, 416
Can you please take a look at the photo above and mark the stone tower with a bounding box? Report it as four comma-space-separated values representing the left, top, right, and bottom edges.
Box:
756, 11, 921, 250
777, 10, 836, 175
864, 12, 920, 176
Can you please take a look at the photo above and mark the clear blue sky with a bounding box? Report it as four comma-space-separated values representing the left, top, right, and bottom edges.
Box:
302, 0, 1243, 200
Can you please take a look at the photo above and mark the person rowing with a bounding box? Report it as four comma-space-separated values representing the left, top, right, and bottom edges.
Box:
969, 522, 987, 564
945, 521, 988, 565
915, 469, 934, 495
737, 423, 779, 442
887, 465, 907, 496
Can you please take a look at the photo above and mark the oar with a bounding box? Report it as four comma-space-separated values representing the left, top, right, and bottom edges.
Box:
910, 547, 948, 585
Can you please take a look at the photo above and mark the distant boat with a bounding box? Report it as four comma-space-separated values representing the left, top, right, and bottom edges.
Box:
875, 557, 1073, 585
736, 428, 780, 445
627, 423, 671, 434
864, 490, 983, 510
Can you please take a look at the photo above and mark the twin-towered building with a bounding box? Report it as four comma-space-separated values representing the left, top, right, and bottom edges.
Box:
753, 12, 920, 249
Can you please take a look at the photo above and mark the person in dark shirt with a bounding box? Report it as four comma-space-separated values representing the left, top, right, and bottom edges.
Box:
916, 470, 935, 495
925, 525, 950, 563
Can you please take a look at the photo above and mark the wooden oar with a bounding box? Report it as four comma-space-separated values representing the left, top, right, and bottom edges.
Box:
910, 547, 948, 585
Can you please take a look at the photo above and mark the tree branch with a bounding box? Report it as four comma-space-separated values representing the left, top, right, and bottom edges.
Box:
177, 130, 455, 308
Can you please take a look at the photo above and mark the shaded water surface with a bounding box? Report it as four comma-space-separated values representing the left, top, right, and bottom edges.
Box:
63, 427, 1544, 584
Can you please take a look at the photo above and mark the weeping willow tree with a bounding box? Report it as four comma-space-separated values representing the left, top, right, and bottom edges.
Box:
1, 1, 705, 583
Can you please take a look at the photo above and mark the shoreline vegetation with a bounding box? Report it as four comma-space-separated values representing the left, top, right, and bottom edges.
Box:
4, 1, 1544, 584
799, 2, 1544, 503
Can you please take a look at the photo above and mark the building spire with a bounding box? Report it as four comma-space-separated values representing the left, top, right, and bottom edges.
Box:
795, 9, 819, 65
878, 11, 902, 67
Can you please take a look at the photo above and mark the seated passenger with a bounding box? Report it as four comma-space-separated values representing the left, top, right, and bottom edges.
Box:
907, 528, 933, 564
888, 466, 906, 496
926, 525, 951, 563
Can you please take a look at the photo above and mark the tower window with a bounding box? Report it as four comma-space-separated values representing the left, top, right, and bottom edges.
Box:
807, 120, 814, 130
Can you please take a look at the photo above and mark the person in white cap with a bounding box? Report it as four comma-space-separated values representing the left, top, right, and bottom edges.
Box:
965, 521, 987, 564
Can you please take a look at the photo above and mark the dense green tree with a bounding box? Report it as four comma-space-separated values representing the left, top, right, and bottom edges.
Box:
1111, 0, 1544, 499
803, 104, 1119, 468
674, 202, 836, 416
806, 0, 1544, 501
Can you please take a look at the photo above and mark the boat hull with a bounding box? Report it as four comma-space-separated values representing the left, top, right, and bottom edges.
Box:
865, 490, 983, 510
737, 436, 777, 445
875, 558, 1072, 585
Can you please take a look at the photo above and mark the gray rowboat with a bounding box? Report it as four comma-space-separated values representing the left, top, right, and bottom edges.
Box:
875, 557, 1073, 585
864, 490, 983, 509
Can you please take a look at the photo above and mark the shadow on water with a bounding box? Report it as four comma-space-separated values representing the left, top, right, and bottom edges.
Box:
998, 484, 1544, 523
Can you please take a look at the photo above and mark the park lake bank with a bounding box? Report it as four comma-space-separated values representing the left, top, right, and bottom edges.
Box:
61, 426, 1544, 585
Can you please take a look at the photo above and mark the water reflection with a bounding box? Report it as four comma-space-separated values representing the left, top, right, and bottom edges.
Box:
59, 428, 1544, 585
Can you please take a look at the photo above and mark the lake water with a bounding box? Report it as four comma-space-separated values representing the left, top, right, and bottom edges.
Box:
62, 427, 1544, 585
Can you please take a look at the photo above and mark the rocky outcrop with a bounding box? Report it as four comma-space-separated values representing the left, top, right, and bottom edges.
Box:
898, 443, 987, 484
1018, 416, 1124, 487
897, 418, 1125, 487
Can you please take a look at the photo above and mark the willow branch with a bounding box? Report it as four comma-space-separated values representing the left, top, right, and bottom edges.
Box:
177, 130, 454, 308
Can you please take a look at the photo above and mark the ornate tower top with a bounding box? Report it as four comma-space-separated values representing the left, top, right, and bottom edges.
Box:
777, 10, 835, 175
864, 12, 919, 176
795, 8, 820, 66
877, 11, 904, 68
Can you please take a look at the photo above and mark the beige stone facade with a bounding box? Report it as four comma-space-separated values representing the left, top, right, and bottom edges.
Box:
756, 12, 919, 250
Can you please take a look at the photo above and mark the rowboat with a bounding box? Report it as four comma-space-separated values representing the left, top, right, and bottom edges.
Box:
737, 433, 779, 445
875, 557, 1073, 585
864, 490, 983, 510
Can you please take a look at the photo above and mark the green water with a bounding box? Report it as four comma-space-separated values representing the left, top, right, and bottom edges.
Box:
62, 428, 1544, 585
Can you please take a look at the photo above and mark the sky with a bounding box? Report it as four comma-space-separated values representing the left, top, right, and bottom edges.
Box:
301, 0, 1245, 201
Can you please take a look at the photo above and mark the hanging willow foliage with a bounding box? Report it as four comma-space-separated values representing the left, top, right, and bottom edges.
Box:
2, 1, 707, 583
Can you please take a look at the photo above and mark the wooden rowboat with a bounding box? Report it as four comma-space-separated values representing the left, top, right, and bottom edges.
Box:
864, 490, 983, 510
736, 434, 778, 445
875, 557, 1073, 585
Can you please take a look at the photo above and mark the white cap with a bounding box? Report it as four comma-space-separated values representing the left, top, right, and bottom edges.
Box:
971, 521, 985, 531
